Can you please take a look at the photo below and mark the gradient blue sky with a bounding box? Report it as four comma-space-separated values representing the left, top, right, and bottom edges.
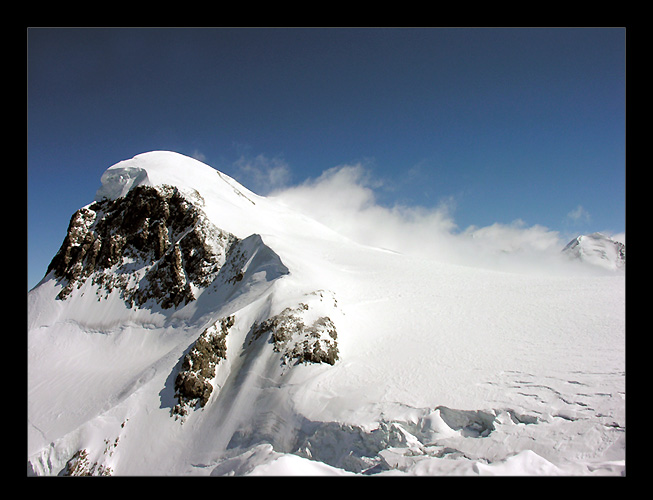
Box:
28, 27, 626, 289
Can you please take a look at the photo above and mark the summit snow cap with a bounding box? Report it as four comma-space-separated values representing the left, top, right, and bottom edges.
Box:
94, 151, 258, 205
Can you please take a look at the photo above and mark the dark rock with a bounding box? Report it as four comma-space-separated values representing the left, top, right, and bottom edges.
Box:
46, 185, 241, 309
251, 302, 339, 366
172, 316, 235, 417
62, 449, 112, 476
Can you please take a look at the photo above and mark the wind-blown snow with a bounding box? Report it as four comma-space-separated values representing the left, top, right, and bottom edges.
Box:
28, 151, 625, 476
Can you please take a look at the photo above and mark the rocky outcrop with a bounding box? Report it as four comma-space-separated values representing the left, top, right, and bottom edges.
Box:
172, 316, 235, 418
47, 185, 241, 309
62, 449, 112, 476
252, 294, 339, 366
171, 290, 340, 421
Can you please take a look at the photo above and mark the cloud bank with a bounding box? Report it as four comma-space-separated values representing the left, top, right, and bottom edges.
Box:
269, 163, 599, 275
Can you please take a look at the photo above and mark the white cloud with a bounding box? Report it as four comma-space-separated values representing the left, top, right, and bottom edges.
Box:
191, 150, 207, 163
272, 164, 457, 253
271, 163, 576, 275
567, 205, 591, 223
463, 220, 562, 254
234, 154, 291, 194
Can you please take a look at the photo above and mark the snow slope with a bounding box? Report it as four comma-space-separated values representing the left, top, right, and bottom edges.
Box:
28, 151, 625, 476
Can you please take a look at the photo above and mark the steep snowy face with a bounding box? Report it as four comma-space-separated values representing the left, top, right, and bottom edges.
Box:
562, 233, 625, 271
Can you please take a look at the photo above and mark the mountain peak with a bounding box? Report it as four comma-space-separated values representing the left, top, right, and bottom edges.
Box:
562, 232, 625, 271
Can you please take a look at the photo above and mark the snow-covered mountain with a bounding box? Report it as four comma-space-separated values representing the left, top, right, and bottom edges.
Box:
28, 151, 626, 476
562, 232, 625, 271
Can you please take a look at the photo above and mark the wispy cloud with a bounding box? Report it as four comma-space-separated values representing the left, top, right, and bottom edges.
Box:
463, 220, 562, 254
566, 205, 591, 224
234, 154, 291, 195
191, 150, 207, 163
270, 163, 579, 275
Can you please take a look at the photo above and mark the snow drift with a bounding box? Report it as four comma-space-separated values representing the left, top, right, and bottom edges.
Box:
28, 151, 625, 476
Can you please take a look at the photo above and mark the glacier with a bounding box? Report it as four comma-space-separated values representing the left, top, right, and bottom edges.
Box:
28, 151, 625, 476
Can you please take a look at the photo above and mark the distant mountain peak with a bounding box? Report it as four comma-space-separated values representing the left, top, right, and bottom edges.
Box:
562, 232, 625, 271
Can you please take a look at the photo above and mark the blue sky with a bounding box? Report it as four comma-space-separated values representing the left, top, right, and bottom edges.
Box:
28, 27, 626, 289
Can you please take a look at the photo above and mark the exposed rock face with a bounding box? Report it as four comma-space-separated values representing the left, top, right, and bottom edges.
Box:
171, 290, 340, 421
172, 315, 235, 418
252, 294, 339, 366
62, 449, 113, 476
46, 185, 241, 308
